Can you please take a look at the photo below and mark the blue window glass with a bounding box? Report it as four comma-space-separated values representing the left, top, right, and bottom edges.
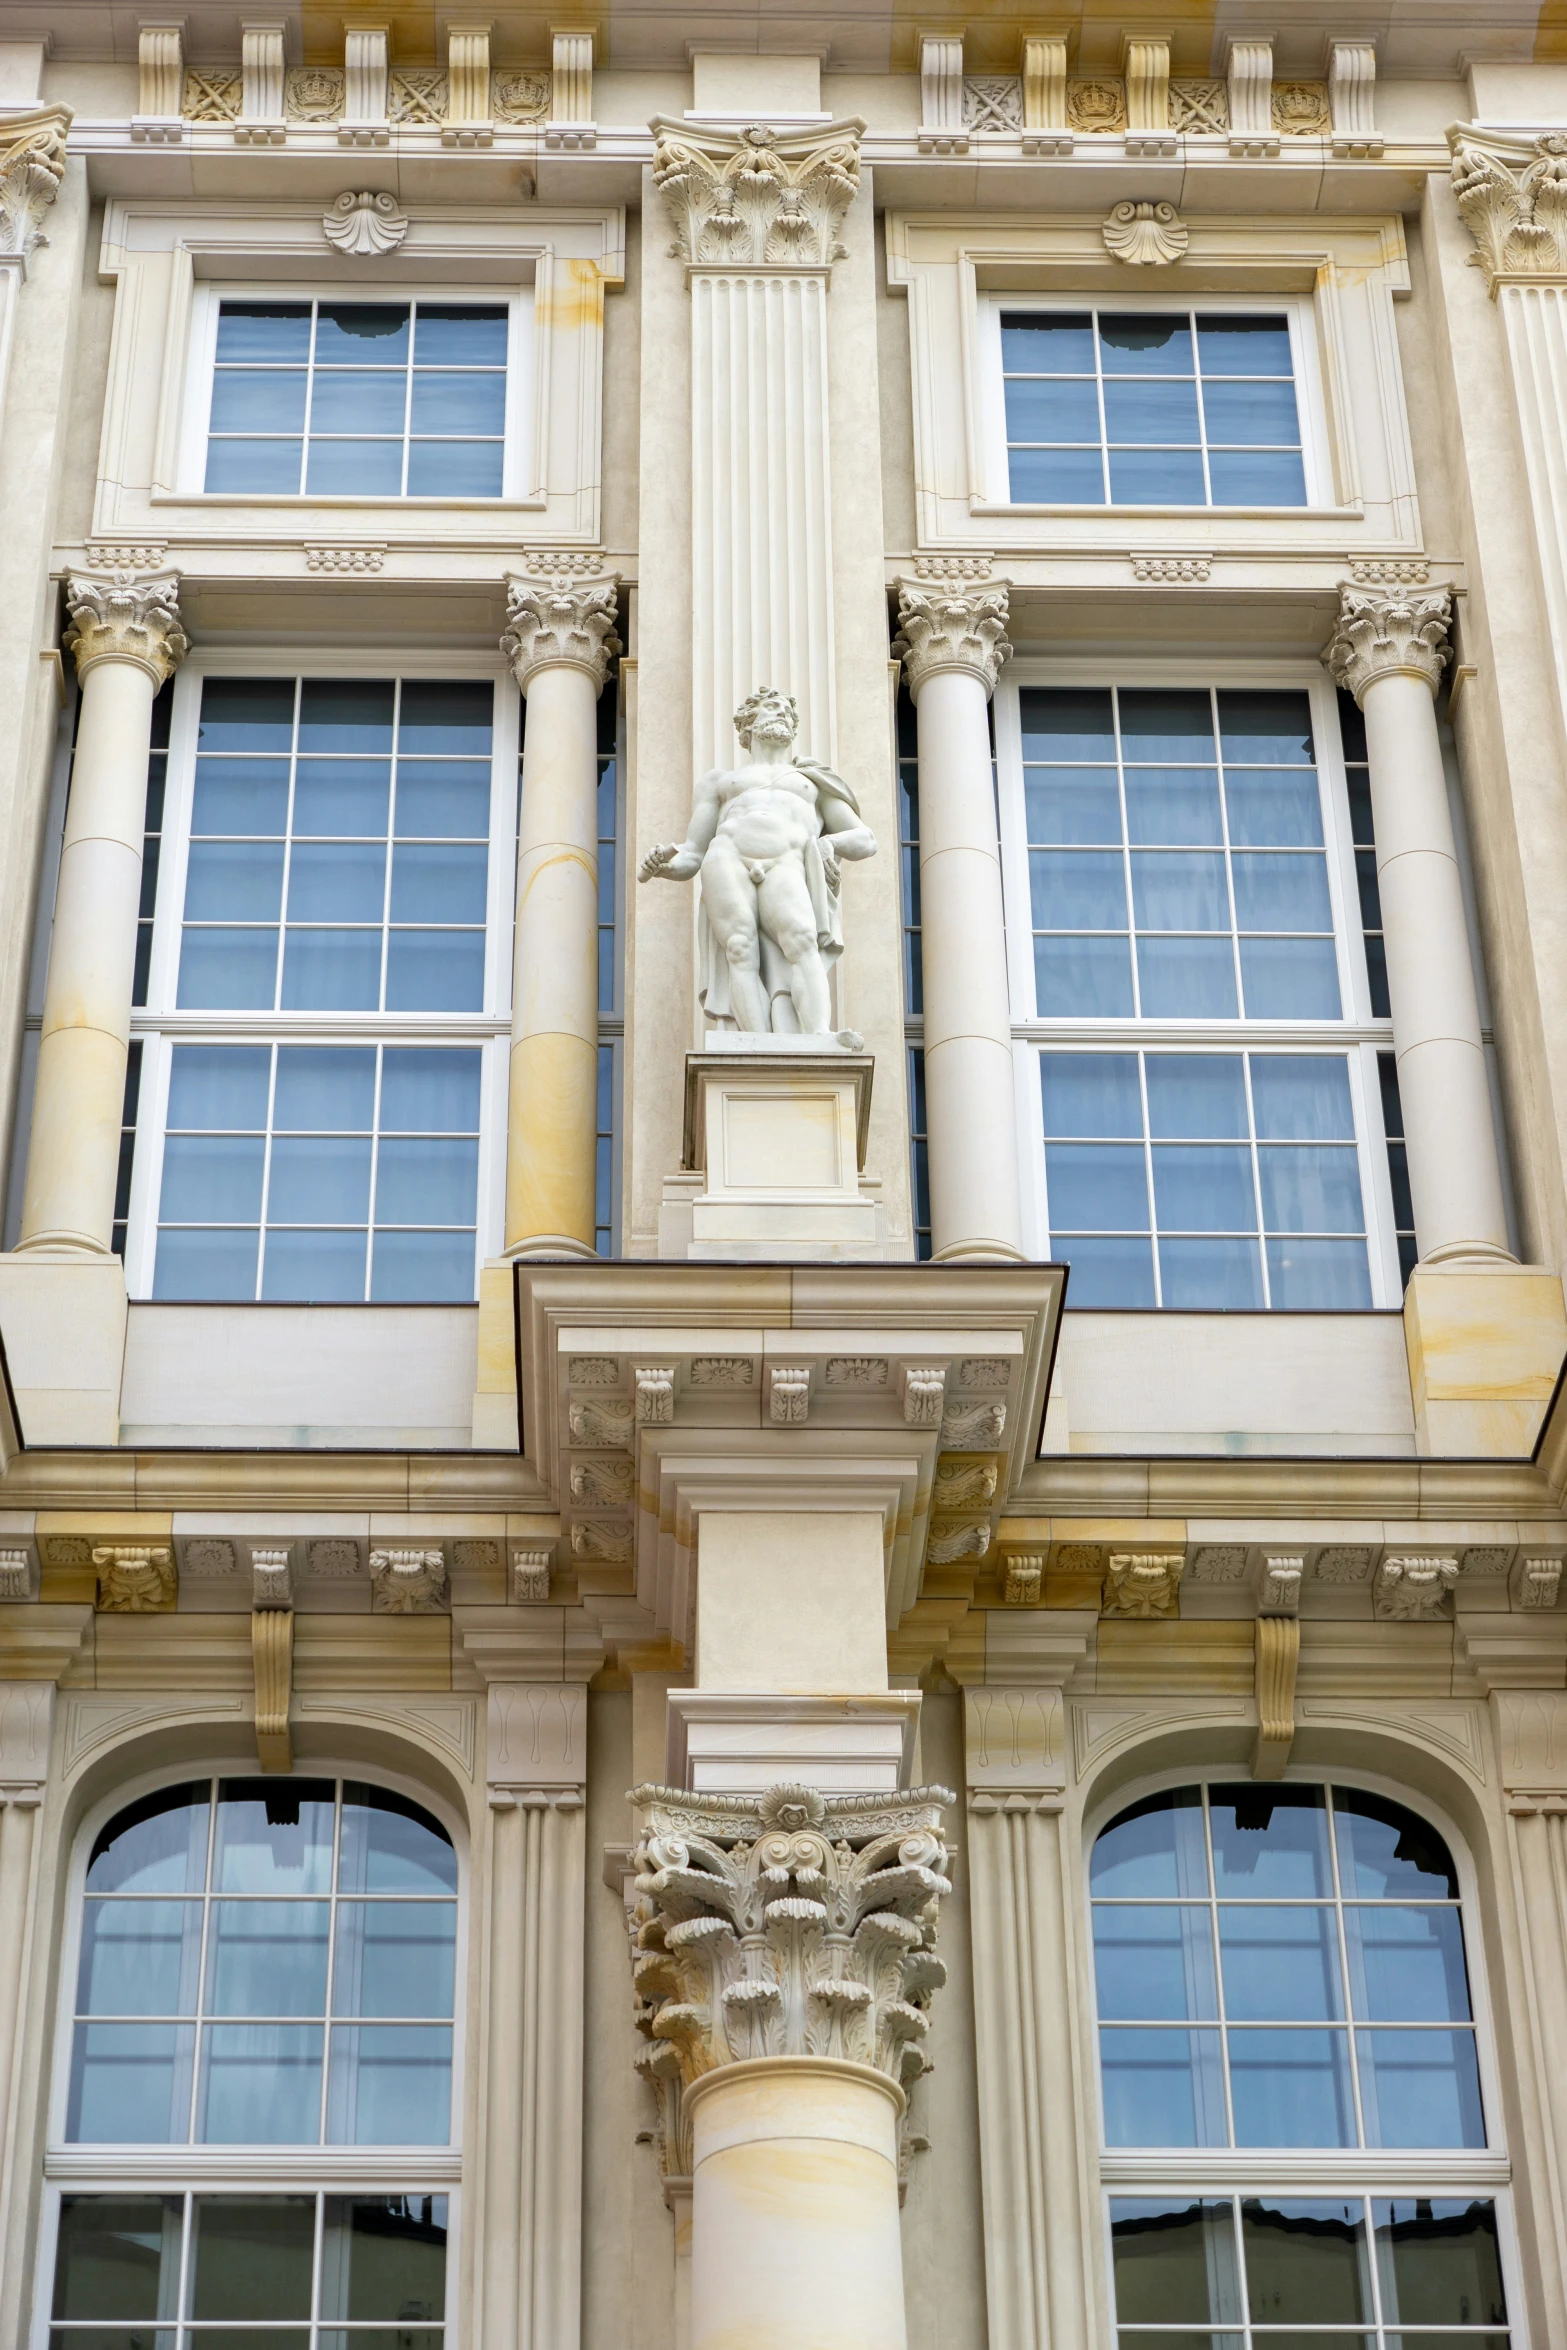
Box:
206, 298, 508, 498
1001, 308, 1305, 507
66, 1779, 457, 2148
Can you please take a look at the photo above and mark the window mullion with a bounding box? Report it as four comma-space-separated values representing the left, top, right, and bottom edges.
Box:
1326, 1786, 1370, 2150
1092, 308, 1110, 504
1202, 1787, 1236, 2149
401, 306, 415, 496
1241, 1052, 1271, 1311
1191, 310, 1215, 506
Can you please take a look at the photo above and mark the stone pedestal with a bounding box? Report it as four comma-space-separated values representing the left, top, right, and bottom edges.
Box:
1404, 1263, 1567, 1454
659, 1042, 886, 1260
666, 1689, 921, 1795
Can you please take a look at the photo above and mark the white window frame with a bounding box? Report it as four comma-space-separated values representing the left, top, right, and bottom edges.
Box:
997, 658, 1404, 1304
177, 282, 534, 503
35, 1759, 466, 2350
977, 290, 1333, 514
122, 649, 519, 1303
1082, 1766, 1524, 2348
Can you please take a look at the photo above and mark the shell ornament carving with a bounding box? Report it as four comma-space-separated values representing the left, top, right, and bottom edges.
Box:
1103, 200, 1189, 266
323, 190, 408, 256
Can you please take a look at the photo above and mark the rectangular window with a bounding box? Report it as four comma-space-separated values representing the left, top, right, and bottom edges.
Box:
134, 684, 173, 1008
205, 298, 509, 498
50, 2190, 450, 2348
909, 1046, 931, 1263
1041, 1048, 1372, 1310
1023, 686, 1338, 1024
1000, 307, 1307, 508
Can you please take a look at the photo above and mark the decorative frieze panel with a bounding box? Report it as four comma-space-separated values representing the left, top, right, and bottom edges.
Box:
1102, 1552, 1184, 1619
369, 1547, 449, 1614
651, 117, 864, 271
94, 1546, 176, 1612
1374, 1553, 1459, 1622
628, 1782, 952, 2153
180, 60, 548, 128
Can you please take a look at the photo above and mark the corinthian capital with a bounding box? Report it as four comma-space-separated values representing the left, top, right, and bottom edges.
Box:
1322, 583, 1451, 704
894, 579, 1013, 699
1449, 124, 1567, 292
650, 116, 864, 270
64, 569, 188, 686
628, 1781, 952, 2172
501, 572, 621, 691
0, 107, 71, 270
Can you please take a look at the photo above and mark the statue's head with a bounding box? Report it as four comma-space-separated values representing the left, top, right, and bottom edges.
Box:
734, 687, 798, 750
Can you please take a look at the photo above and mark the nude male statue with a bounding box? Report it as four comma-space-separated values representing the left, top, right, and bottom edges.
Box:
637, 687, 878, 1040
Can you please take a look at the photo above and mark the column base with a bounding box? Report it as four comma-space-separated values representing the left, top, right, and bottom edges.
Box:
1404, 1261, 1567, 1455
0, 1251, 127, 1444
929, 1238, 1029, 1265
504, 1235, 601, 1262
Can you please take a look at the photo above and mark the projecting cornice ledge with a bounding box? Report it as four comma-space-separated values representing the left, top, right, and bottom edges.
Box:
1449, 122, 1567, 292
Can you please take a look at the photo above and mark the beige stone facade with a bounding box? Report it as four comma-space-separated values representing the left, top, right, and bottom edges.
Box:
2, 8, 1567, 2347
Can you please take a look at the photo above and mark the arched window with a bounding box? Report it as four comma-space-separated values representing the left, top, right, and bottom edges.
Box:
45, 1776, 459, 2350
1091, 1780, 1512, 2347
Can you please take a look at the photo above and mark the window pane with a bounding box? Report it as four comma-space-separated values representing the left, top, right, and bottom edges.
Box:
1100, 316, 1194, 372
375, 1138, 478, 1225
1219, 689, 1315, 763
205, 1902, 330, 2017
205, 440, 302, 494
340, 1784, 458, 1893
177, 929, 279, 1010
371, 1230, 475, 1302
304, 438, 403, 496
407, 439, 505, 496
316, 303, 410, 362
390, 843, 488, 922
292, 758, 391, 837
1210, 449, 1307, 504
1250, 1053, 1354, 1138
1093, 1905, 1217, 2020
1054, 1235, 1155, 1306
1241, 2199, 1370, 2324
189, 2197, 315, 2319
287, 840, 387, 924
1231, 850, 1333, 932
1110, 2198, 1241, 2326
1035, 935, 1134, 1016
1009, 447, 1102, 501
385, 928, 486, 1011
1258, 1145, 1364, 1234
153, 1227, 259, 1301
1136, 937, 1238, 1017
198, 2022, 324, 2142
1227, 2026, 1354, 2146
319, 2194, 448, 2321
1145, 1055, 1247, 1138
1373, 2198, 1507, 2327
1198, 316, 1294, 375
193, 756, 291, 834
1005, 376, 1100, 442
199, 679, 295, 752
1158, 1235, 1263, 1309
273, 1045, 376, 1131
1124, 767, 1221, 845
1046, 1144, 1148, 1232
1109, 447, 1206, 504
1201, 379, 1301, 444
410, 371, 507, 435
79, 1902, 202, 2016
299, 680, 395, 752
281, 927, 383, 1010
1002, 313, 1095, 371
1266, 1238, 1372, 1308
215, 1780, 334, 1893
216, 304, 312, 363
1218, 1906, 1343, 2021
1099, 2027, 1226, 2146
416, 303, 508, 362
1151, 1145, 1255, 1232
1021, 687, 1115, 760
86, 1786, 209, 1894
1131, 851, 1227, 930
332, 1902, 457, 2017
326, 2023, 452, 2144
395, 760, 491, 835
183, 843, 285, 923
1239, 935, 1341, 1017
1031, 848, 1126, 928
1357, 2028, 1485, 2148
310, 370, 408, 434
1335, 1790, 1459, 1899
1092, 1790, 1210, 1897
52, 2197, 182, 2320
1344, 1906, 1471, 2022
1041, 1052, 1142, 1137
268, 1135, 373, 1225
1210, 1784, 1330, 1893
210, 370, 307, 433
380, 1048, 482, 1133
1103, 379, 1200, 445
262, 1227, 368, 1302
1224, 767, 1323, 846
67, 2023, 194, 2142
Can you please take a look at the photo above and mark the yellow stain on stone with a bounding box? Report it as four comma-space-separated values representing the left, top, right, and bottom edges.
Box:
1404, 1265, 1567, 1456
506, 1028, 598, 1252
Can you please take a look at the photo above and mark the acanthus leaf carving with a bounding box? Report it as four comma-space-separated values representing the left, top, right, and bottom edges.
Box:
64, 569, 188, 687
1102, 1552, 1184, 1619
651, 116, 865, 271
1322, 582, 1452, 703
93, 1546, 176, 1613
1450, 126, 1567, 292
1373, 1553, 1459, 1622
369, 1546, 448, 1614
627, 1780, 953, 2173
0, 109, 70, 268
502, 573, 621, 692
894, 581, 1012, 700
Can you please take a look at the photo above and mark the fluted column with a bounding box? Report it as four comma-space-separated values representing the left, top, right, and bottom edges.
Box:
500, 575, 620, 1259
478, 1685, 587, 2350
894, 582, 1024, 1262
1323, 585, 1511, 1266
629, 1781, 953, 2350
18, 571, 186, 1255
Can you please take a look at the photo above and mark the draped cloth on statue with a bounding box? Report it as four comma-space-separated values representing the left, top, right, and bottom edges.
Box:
697, 759, 863, 1030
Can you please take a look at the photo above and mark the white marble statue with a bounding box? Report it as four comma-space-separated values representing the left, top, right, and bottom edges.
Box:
638, 687, 878, 1042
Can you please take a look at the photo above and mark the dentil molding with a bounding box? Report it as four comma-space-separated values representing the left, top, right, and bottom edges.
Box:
63, 569, 189, 686
1450, 125, 1567, 293
1321, 582, 1452, 703
650, 116, 865, 272
0, 107, 70, 270
629, 1782, 952, 2174
501, 572, 621, 691
893, 579, 1013, 699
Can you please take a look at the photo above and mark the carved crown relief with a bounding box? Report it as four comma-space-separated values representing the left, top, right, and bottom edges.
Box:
1450, 127, 1567, 292
650, 118, 865, 270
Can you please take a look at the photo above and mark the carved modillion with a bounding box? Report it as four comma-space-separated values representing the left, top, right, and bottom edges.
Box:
1253, 1614, 1299, 1779
253, 1607, 293, 1771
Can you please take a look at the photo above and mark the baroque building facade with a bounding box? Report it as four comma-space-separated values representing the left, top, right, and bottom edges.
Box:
3, 6, 1567, 2348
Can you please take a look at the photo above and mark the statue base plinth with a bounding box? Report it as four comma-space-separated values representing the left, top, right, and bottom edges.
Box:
657, 1047, 888, 1261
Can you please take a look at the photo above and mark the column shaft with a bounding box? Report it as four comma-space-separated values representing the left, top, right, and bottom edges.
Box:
20, 576, 184, 1254
508, 663, 602, 1257
688, 2060, 908, 2350
1326, 587, 1511, 1265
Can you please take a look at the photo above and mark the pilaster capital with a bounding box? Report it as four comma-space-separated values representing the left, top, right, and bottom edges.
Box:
501, 571, 621, 692
63, 569, 188, 686
627, 1780, 952, 2170
893, 579, 1012, 700
1449, 123, 1567, 293
649, 115, 865, 271
0, 106, 71, 271
1321, 582, 1451, 703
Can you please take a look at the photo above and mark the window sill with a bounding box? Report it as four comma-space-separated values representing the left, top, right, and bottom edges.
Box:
970, 500, 1367, 522
147, 490, 548, 513
46, 2144, 464, 2182
1099, 2147, 1508, 2189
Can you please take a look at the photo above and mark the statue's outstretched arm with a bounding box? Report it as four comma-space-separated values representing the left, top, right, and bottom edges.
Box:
639, 767, 723, 885
819, 787, 877, 864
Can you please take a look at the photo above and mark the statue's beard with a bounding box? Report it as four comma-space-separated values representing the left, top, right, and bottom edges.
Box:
751, 718, 794, 748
